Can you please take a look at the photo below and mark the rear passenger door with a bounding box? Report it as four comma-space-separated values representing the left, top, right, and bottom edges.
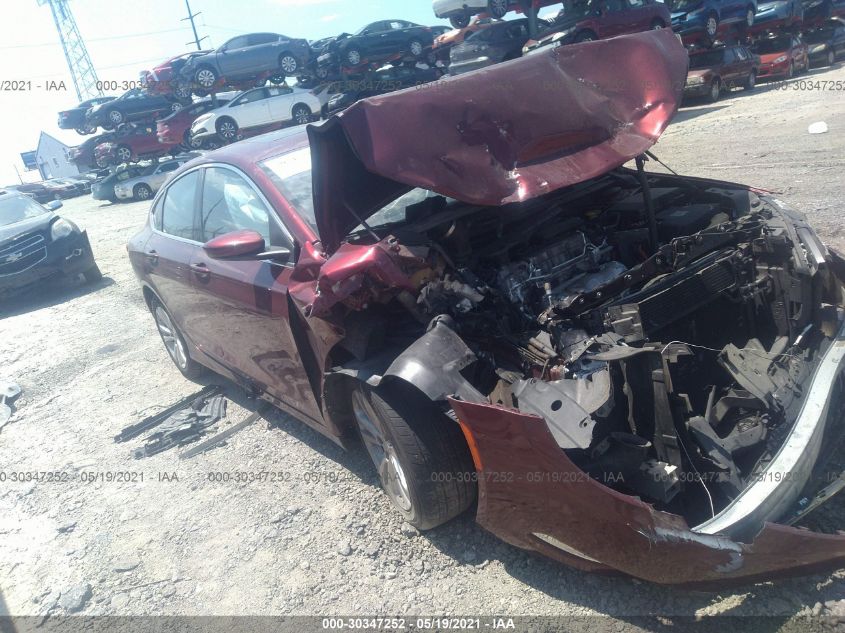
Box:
143, 170, 203, 339
265, 85, 295, 122
186, 165, 325, 423
246, 33, 282, 72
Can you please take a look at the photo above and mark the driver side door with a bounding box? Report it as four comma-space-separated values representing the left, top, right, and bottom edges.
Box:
217, 35, 253, 76
186, 164, 325, 424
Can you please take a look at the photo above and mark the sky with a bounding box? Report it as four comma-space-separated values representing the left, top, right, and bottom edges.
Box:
1, 0, 550, 185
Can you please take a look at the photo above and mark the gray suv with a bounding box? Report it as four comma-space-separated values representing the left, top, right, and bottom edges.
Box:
180, 33, 312, 94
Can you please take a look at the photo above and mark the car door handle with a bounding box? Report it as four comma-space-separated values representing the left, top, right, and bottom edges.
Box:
144, 249, 159, 265
190, 262, 211, 281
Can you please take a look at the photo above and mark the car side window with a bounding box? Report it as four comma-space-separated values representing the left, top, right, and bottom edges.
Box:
249, 33, 278, 46
628, 0, 645, 7
160, 171, 199, 241
267, 86, 293, 97
223, 36, 249, 51
607, 0, 626, 12
233, 89, 267, 106
200, 167, 292, 249
157, 162, 180, 174
735, 47, 748, 60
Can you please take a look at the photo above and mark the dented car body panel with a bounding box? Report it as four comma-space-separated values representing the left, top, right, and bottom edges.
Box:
129, 30, 845, 585
309, 29, 689, 251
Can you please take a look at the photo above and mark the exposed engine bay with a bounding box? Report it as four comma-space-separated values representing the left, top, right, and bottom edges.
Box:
325, 167, 844, 527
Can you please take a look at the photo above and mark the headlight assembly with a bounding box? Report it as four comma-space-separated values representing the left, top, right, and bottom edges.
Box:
51, 218, 77, 240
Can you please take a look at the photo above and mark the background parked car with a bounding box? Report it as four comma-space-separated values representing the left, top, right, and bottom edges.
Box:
804, 17, 845, 65
43, 178, 85, 199
449, 18, 530, 74
803, 0, 845, 24
751, 0, 804, 31
91, 165, 146, 202
431, 17, 499, 63
316, 21, 436, 69
433, 0, 518, 27
3, 183, 56, 204
0, 191, 101, 295
524, 0, 671, 53
57, 96, 116, 135
141, 51, 211, 99
113, 159, 187, 202
157, 98, 231, 151
671, 0, 758, 43
179, 33, 312, 95
751, 32, 809, 78
69, 132, 116, 171
190, 85, 322, 143
324, 66, 443, 116
86, 88, 184, 130
684, 44, 759, 101
94, 125, 177, 167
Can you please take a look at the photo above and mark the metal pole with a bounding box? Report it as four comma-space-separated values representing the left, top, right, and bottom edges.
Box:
184, 0, 203, 50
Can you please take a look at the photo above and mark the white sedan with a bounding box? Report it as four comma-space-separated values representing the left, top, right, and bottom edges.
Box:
190, 85, 322, 143
433, 0, 511, 28
113, 159, 187, 201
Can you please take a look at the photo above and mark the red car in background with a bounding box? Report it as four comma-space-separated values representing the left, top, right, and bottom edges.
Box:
752, 32, 809, 78
523, 0, 671, 52
141, 51, 211, 100
95, 125, 178, 167
157, 98, 231, 151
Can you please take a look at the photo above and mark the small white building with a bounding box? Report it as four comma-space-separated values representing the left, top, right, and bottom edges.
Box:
35, 132, 79, 180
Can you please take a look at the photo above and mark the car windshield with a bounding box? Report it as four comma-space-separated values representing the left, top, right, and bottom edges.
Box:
673, 0, 705, 10
689, 50, 725, 68
0, 194, 48, 227
753, 36, 791, 53
804, 27, 834, 43
260, 147, 451, 237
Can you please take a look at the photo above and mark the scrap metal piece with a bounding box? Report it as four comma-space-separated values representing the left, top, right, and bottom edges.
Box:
133, 394, 228, 459
179, 409, 263, 460
512, 368, 611, 449
114, 385, 221, 443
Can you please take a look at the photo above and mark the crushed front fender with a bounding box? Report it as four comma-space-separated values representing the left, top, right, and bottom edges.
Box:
449, 398, 845, 588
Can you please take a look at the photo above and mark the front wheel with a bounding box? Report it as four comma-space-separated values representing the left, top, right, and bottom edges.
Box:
115, 144, 132, 163
408, 39, 424, 58
651, 18, 665, 29
827, 49, 836, 66
150, 298, 204, 379
745, 6, 755, 26
345, 47, 363, 66
575, 30, 596, 42
194, 66, 218, 90
488, 0, 509, 19
744, 70, 756, 89
705, 13, 719, 38
291, 104, 312, 125
450, 13, 470, 29
133, 183, 153, 201
279, 53, 299, 75
216, 117, 238, 140
351, 383, 476, 530
707, 77, 721, 102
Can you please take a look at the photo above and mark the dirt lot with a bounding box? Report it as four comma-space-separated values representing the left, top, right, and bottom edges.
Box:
2, 64, 845, 629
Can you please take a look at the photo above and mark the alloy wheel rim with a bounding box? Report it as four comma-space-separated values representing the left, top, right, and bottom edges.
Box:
155, 306, 187, 370
171, 102, 182, 112
748, 72, 755, 87
410, 41, 423, 56
281, 56, 297, 73
706, 17, 717, 36
653, 22, 663, 29
348, 50, 361, 65
490, 0, 507, 16
711, 81, 720, 100
746, 9, 754, 25
352, 391, 413, 513
197, 69, 215, 88
829, 50, 835, 65
109, 110, 122, 124
137, 186, 151, 200
117, 148, 131, 161
219, 122, 236, 138
294, 108, 310, 124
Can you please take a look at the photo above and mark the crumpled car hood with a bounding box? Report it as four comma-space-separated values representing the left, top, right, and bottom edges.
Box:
308, 29, 688, 252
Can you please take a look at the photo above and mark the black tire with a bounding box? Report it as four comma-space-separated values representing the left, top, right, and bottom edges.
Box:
268, 73, 286, 85
279, 52, 299, 75
705, 12, 719, 38
174, 83, 192, 100
183, 130, 203, 151
216, 117, 238, 140
82, 263, 102, 284
488, 0, 509, 19
194, 65, 218, 90
75, 125, 96, 135
149, 297, 204, 379
651, 18, 666, 29
345, 46, 363, 66
202, 138, 222, 150
575, 30, 597, 42
827, 49, 835, 66
408, 38, 425, 59
450, 14, 470, 29
744, 69, 756, 89
351, 382, 476, 530
707, 77, 721, 102
291, 104, 312, 125
786, 61, 795, 79
95, 155, 109, 169
133, 183, 153, 201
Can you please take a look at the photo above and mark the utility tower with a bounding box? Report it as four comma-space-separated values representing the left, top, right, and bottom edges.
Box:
37, 0, 102, 101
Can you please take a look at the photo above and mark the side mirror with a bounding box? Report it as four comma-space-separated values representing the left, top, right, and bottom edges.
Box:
46, 200, 63, 211
203, 229, 265, 259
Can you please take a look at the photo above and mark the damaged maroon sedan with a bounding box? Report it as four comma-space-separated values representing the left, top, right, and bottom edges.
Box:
129, 30, 845, 586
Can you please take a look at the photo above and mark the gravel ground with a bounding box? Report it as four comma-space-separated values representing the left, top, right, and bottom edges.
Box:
2, 63, 845, 629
